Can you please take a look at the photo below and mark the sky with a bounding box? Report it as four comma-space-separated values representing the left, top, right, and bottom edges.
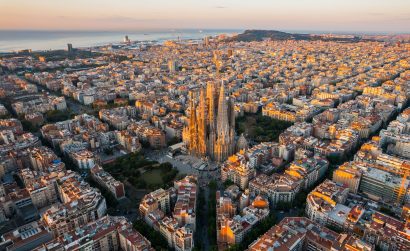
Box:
1, 0, 410, 33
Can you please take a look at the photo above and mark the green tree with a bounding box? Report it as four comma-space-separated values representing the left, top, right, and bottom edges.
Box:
133, 220, 169, 250
167, 136, 181, 146
207, 180, 218, 246
223, 179, 235, 188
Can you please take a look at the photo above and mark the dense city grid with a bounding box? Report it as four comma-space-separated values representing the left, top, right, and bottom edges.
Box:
0, 33, 410, 251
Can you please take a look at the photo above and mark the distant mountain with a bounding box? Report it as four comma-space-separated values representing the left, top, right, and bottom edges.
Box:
227, 30, 310, 42
226, 30, 369, 42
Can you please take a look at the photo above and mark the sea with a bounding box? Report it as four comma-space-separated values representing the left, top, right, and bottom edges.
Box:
0, 29, 241, 52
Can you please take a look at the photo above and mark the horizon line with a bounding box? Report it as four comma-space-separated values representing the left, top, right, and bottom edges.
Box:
0, 28, 409, 36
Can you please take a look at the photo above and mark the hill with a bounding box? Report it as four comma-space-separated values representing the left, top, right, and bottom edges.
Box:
227, 30, 309, 42
226, 30, 368, 42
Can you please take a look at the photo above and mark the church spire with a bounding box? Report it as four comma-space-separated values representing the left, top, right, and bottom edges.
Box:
197, 88, 207, 156
183, 81, 236, 162
207, 82, 215, 129
217, 81, 229, 136
188, 91, 198, 155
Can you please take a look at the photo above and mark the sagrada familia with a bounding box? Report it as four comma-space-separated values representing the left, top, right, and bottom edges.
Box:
183, 82, 246, 162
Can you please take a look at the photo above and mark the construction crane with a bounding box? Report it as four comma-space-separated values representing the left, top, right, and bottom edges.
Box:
363, 161, 410, 204
396, 163, 410, 204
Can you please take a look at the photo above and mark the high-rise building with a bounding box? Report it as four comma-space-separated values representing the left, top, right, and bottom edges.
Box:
227, 49, 233, 57
67, 43, 73, 53
124, 35, 130, 44
183, 82, 236, 162
168, 59, 177, 72
204, 36, 210, 46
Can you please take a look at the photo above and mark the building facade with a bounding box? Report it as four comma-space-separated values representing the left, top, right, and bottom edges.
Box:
183, 83, 236, 162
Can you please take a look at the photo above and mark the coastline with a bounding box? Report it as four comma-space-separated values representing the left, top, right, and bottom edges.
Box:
0, 29, 241, 53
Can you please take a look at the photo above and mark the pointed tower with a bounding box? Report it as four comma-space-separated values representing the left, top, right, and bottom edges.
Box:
228, 96, 236, 155
216, 83, 229, 136
197, 88, 207, 156
188, 91, 198, 155
236, 133, 248, 152
207, 82, 216, 129
207, 82, 216, 158
184, 82, 237, 162
215, 82, 231, 162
